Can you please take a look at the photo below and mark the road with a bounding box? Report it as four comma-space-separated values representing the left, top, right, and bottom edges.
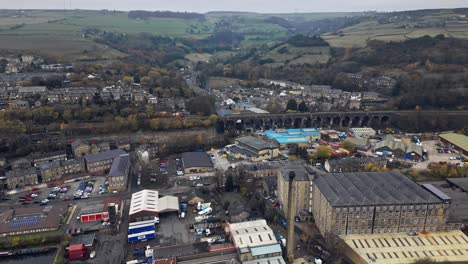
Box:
178, 253, 238, 264
209, 150, 230, 172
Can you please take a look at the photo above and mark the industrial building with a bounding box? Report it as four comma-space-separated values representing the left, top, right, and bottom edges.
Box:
129, 189, 179, 221
228, 219, 285, 263
84, 149, 127, 174
439, 132, 468, 157
263, 129, 319, 150
324, 156, 387, 173
0, 204, 68, 236
310, 172, 458, 236
181, 152, 213, 173
227, 136, 279, 162
277, 165, 314, 218
349, 127, 376, 138
341, 230, 468, 264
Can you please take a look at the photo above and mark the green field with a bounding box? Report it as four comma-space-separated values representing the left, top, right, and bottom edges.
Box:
322, 10, 468, 47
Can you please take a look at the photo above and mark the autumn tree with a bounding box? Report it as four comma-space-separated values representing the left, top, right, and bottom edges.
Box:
342, 140, 356, 152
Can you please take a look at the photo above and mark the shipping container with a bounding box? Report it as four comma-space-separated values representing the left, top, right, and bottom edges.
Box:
128, 223, 155, 234
127, 231, 156, 243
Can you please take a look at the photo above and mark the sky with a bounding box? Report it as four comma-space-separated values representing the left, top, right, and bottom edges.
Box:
1, 0, 467, 13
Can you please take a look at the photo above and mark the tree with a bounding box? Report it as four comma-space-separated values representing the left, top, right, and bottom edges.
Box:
286, 99, 298, 111
342, 140, 356, 152
298, 101, 309, 112
209, 114, 218, 124
123, 76, 134, 85
314, 146, 332, 160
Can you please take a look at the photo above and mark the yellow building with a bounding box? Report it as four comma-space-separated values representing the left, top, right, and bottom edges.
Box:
311, 172, 454, 236
277, 165, 314, 218
228, 136, 279, 162
341, 231, 468, 264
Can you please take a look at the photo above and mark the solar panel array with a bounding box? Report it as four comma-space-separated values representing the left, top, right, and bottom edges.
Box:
9, 218, 39, 227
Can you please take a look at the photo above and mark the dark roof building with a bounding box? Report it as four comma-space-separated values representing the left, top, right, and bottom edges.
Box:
310, 172, 457, 235
181, 152, 213, 173
236, 136, 275, 152
84, 149, 126, 164
313, 171, 441, 207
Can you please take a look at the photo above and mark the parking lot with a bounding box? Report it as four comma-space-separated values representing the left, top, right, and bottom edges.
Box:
413, 140, 464, 170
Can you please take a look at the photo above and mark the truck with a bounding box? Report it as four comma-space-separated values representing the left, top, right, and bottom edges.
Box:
128, 223, 155, 234
180, 202, 188, 212
129, 217, 159, 226
127, 231, 156, 243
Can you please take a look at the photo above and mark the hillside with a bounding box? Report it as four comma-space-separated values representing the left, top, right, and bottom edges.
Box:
322, 8, 468, 47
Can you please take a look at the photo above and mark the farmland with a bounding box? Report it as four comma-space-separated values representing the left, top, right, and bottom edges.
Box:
322, 9, 468, 47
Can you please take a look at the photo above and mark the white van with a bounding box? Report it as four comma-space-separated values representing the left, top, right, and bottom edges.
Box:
198, 207, 212, 216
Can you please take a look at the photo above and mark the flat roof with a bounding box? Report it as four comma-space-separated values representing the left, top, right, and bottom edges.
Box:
280, 165, 310, 181
446, 178, 468, 192
229, 219, 277, 249
274, 136, 309, 144
439, 133, 468, 152
182, 152, 213, 169
341, 231, 468, 264
313, 172, 442, 207
250, 244, 282, 256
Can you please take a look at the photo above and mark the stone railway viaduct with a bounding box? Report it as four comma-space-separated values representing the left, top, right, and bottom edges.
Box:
217, 110, 468, 133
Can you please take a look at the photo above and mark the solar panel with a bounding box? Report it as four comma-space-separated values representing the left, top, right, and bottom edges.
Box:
9, 218, 39, 227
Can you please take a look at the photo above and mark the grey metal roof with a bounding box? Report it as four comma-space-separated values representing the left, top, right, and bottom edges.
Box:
182, 152, 213, 168
421, 184, 452, 201
108, 154, 130, 177
39, 160, 61, 170
280, 165, 310, 181
84, 149, 126, 163
446, 178, 468, 192
313, 171, 442, 207
236, 136, 274, 151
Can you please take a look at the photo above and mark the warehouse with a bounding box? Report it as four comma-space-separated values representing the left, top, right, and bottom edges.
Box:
78, 197, 121, 223
340, 230, 468, 264
310, 171, 453, 236
439, 132, 468, 157
232, 136, 279, 161
349, 127, 376, 138
129, 189, 178, 221
228, 219, 284, 263
181, 152, 213, 173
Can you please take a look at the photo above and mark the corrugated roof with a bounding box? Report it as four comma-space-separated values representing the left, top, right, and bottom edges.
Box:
274, 136, 309, 144
229, 220, 276, 249
440, 133, 468, 152
250, 244, 282, 256
236, 136, 274, 151
313, 171, 442, 207
340, 231, 468, 264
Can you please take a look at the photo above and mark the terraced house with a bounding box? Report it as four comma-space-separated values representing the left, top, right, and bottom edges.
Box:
5, 168, 38, 189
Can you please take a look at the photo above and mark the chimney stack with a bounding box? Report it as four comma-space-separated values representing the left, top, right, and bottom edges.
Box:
286, 171, 296, 263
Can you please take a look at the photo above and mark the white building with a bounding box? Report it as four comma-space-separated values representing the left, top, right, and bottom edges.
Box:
129, 190, 179, 220
349, 127, 376, 138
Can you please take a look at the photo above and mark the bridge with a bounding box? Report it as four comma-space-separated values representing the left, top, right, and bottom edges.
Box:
217, 110, 468, 132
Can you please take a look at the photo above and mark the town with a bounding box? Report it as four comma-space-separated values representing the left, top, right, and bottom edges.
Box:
0, 4, 468, 264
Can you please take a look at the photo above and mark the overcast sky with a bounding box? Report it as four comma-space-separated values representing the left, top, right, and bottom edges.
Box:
2, 0, 467, 13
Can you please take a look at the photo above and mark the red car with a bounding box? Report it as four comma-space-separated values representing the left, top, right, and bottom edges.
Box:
63, 196, 70, 201
32, 187, 40, 191
272, 203, 280, 207
22, 201, 31, 205
25, 193, 32, 197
